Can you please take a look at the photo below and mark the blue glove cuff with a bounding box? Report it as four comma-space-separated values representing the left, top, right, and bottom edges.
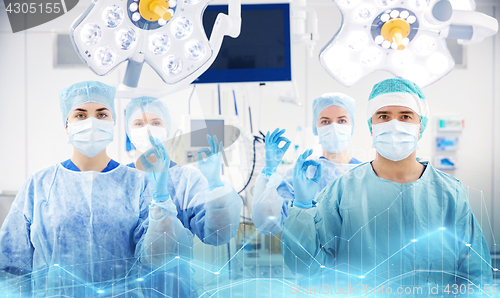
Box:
153, 194, 170, 202
292, 199, 314, 209
262, 167, 276, 177
208, 180, 224, 191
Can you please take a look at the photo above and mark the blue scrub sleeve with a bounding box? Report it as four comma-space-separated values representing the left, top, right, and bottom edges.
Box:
134, 179, 194, 271
252, 172, 293, 235
135, 197, 194, 270
281, 178, 342, 276
0, 177, 34, 276
455, 184, 493, 285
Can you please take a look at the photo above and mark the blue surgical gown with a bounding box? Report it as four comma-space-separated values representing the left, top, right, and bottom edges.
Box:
126, 161, 243, 297
281, 161, 493, 290
252, 157, 361, 235
0, 159, 242, 297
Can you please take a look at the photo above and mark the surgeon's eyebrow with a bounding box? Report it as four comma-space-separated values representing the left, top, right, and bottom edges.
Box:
399, 110, 416, 115
96, 107, 110, 112
375, 110, 391, 115
74, 108, 87, 112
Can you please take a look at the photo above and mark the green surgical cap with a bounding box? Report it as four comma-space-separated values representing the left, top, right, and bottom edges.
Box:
367, 77, 429, 139
369, 77, 426, 101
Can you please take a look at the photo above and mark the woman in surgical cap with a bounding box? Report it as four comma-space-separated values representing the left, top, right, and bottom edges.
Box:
0, 81, 225, 297
252, 93, 361, 235
124, 96, 243, 297
125, 96, 172, 167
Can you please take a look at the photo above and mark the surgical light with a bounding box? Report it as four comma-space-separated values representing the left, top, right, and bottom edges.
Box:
360, 47, 382, 66
392, 50, 414, 68
129, 2, 138, 12
158, 18, 167, 26
347, 31, 368, 50
172, 18, 193, 40
132, 13, 141, 22
355, 5, 376, 22
102, 5, 124, 28
94, 46, 116, 67
413, 35, 436, 55
185, 40, 207, 61
70, 0, 241, 97
426, 52, 449, 74
149, 33, 171, 55
320, 0, 498, 87
409, 0, 430, 10
80, 24, 102, 46
340, 63, 362, 83
163, 55, 183, 76
377, 0, 397, 7
116, 28, 137, 50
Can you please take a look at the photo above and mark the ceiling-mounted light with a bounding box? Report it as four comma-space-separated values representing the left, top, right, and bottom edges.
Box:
320, 0, 498, 87
70, 0, 241, 97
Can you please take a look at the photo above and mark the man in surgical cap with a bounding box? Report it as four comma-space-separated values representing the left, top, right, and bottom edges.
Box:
281, 78, 492, 289
253, 93, 361, 236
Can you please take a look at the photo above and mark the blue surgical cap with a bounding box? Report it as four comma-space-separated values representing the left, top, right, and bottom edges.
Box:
59, 81, 116, 127
367, 77, 429, 139
312, 93, 356, 135
125, 96, 171, 137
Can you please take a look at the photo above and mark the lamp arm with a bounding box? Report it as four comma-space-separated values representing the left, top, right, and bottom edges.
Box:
439, 10, 498, 45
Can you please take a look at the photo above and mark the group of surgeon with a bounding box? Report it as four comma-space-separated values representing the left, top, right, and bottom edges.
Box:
0, 77, 492, 297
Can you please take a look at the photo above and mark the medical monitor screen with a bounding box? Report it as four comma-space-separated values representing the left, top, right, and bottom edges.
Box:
191, 120, 225, 147
194, 3, 291, 83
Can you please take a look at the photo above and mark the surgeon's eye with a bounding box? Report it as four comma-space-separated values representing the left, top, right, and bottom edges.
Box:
75, 113, 86, 119
379, 115, 388, 120
98, 113, 108, 119
402, 115, 412, 120
321, 120, 330, 125
133, 121, 144, 127
338, 119, 347, 124
152, 121, 162, 126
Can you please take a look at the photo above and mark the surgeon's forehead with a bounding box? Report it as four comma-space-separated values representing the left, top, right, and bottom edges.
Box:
319, 105, 349, 118
375, 106, 416, 114
72, 102, 109, 111
132, 112, 163, 121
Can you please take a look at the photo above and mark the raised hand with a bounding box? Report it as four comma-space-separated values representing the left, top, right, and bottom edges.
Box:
263, 128, 291, 176
292, 149, 322, 207
140, 136, 171, 201
197, 134, 224, 190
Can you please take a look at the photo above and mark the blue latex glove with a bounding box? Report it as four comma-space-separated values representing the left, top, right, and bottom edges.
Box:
292, 149, 322, 208
140, 136, 170, 201
197, 134, 224, 190
263, 128, 291, 176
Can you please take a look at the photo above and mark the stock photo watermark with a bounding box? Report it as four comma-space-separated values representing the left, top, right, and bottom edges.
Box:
290, 283, 499, 296
4, 0, 79, 33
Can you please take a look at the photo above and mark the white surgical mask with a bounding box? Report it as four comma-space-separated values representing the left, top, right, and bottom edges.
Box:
317, 123, 352, 153
130, 124, 168, 153
68, 117, 114, 157
372, 119, 419, 161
